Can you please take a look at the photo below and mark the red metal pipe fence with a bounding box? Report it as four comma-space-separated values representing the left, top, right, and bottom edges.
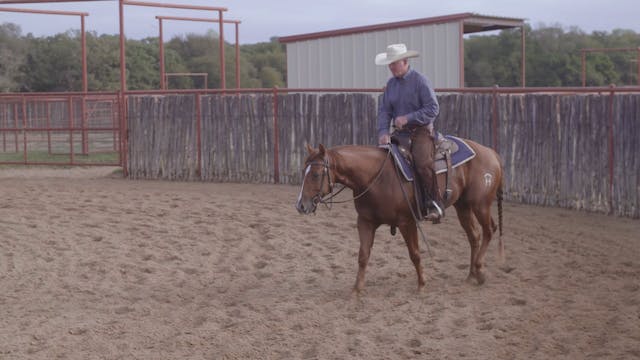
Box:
0, 92, 123, 166
156, 15, 241, 90
581, 47, 640, 87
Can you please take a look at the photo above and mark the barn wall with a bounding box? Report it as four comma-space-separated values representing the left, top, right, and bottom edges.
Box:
286, 22, 460, 89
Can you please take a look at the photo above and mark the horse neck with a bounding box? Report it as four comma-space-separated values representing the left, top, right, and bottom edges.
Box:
329, 146, 386, 191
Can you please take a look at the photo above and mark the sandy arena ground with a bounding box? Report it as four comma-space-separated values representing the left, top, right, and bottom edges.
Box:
0, 167, 638, 359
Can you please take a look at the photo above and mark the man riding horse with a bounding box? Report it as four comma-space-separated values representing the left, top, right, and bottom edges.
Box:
375, 43, 443, 223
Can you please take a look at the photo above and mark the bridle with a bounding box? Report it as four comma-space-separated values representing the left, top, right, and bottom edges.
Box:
306, 157, 335, 207
305, 149, 391, 208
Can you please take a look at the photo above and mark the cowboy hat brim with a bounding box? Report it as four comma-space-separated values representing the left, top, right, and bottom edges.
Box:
374, 50, 419, 65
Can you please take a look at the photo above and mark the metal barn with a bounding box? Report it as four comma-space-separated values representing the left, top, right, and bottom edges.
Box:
279, 13, 525, 89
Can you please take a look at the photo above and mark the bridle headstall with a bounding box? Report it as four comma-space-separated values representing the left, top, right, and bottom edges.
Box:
307, 149, 391, 208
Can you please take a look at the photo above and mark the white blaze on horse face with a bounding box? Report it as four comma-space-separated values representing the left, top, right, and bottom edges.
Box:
297, 164, 312, 204
483, 173, 493, 188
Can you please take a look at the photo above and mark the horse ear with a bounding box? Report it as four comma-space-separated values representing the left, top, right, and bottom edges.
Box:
305, 143, 315, 155
318, 144, 326, 155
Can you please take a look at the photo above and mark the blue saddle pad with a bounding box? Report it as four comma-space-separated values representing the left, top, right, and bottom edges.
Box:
380, 135, 477, 181
436, 135, 476, 175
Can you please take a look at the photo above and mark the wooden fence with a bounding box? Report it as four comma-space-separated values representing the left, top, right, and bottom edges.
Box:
127, 92, 639, 218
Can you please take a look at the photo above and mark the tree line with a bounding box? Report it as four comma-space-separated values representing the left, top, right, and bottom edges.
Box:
465, 25, 639, 87
0, 24, 286, 92
1, 22, 639, 92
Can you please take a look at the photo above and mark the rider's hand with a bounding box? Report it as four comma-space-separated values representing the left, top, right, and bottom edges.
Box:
378, 134, 390, 145
394, 115, 408, 129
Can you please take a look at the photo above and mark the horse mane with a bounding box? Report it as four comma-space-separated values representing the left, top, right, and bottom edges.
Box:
324, 145, 390, 189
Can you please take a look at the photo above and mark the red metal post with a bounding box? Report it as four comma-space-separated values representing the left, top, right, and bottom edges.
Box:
119, 0, 126, 93
46, 102, 52, 154
121, 94, 129, 176
112, 99, 118, 151
521, 25, 526, 87
80, 15, 89, 155
21, 96, 27, 163
492, 85, 499, 152
218, 9, 225, 90
68, 96, 74, 164
13, 103, 18, 153
607, 84, 615, 214
81, 14, 87, 92
195, 93, 202, 177
272, 87, 279, 183
124, 1, 226, 11
158, 18, 165, 89
581, 50, 586, 87
458, 21, 464, 87
81, 97, 88, 155
235, 21, 240, 89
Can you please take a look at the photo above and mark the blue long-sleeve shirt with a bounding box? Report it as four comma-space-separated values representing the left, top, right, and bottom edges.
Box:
377, 68, 439, 137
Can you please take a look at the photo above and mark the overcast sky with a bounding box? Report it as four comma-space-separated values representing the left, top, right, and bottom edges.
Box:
1, 0, 638, 44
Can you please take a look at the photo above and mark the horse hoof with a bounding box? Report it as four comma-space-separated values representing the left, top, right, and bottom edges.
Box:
476, 273, 486, 285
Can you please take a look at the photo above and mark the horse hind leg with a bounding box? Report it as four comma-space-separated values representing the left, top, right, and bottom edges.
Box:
472, 204, 496, 285
454, 202, 481, 283
398, 223, 425, 290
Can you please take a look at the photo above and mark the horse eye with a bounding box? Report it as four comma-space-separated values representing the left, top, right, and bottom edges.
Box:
311, 172, 320, 179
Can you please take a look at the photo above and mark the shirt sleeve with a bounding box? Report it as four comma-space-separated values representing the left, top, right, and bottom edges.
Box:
377, 87, 393, 137
406, 75, 439, 127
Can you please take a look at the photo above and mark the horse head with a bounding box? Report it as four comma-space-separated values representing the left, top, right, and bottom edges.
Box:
295, 143, 334, 215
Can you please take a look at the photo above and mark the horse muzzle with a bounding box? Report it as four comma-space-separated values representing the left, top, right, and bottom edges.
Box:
295, 198, 317, 215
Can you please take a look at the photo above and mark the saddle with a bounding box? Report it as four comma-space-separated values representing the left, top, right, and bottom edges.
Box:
391, 132, 460, 173
388, 132, 476, 217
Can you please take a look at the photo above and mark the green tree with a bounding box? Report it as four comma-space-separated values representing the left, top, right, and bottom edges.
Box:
0, 23, 26, 91
86, 33, 120, 90
126, 37, 160, 90
19, 31, 82, 91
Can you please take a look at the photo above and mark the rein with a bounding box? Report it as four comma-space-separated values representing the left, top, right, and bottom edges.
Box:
314, 148, 391, 207
391, 157, 433, 258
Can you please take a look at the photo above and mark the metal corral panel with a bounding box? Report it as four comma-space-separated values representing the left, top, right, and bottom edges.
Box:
285, 21, 461, 89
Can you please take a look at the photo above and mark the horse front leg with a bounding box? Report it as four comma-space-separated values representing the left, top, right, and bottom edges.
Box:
354, 216, 376, 293
398, 222, 425, 289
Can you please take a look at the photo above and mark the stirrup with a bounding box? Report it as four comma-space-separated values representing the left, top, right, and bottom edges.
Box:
423, 201, 443, 223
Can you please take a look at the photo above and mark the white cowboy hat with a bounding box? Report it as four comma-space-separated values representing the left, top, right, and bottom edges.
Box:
374, 43, 419, 65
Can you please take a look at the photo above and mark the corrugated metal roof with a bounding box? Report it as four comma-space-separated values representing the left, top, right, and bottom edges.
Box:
279, 12, 525, 43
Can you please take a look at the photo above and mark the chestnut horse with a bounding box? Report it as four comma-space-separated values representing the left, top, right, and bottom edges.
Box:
295, 140, 504, 292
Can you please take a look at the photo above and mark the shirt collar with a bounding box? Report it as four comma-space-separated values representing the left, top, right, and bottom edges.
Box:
396, 67, 413, 80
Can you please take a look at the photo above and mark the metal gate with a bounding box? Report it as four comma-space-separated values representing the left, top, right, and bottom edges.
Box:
0, 92, 124, 167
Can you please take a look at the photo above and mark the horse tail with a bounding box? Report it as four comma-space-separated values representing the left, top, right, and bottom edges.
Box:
497, 180, 503, 237
497, 177, 504, 261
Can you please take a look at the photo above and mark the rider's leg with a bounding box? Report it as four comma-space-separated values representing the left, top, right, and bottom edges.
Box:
411, 124, 443, 222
